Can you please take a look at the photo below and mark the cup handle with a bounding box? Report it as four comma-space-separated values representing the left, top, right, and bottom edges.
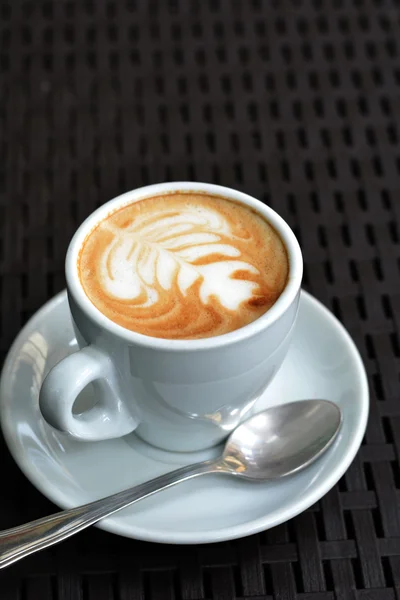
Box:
39, 346, 138, 441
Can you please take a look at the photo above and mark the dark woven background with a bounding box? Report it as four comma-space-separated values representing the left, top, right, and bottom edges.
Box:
1, 0, 400, 598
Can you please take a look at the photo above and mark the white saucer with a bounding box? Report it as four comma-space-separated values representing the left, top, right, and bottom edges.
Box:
0, 290, 368, 544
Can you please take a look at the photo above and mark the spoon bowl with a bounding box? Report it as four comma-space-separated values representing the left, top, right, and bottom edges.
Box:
222, 400, 342, 480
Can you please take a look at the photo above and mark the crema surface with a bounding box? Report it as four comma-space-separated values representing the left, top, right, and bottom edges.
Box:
78, 193, 289, 339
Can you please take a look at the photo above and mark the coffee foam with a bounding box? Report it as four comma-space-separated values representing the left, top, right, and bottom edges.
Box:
78, 193, 289, 339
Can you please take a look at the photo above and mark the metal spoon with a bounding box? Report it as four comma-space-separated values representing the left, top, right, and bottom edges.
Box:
0, 399, 341, 568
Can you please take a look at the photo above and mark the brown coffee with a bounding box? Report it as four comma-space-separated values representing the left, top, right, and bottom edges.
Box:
78, 192, 289, 339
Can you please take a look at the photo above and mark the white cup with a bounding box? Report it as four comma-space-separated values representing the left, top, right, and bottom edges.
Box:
39, 182, 303, 452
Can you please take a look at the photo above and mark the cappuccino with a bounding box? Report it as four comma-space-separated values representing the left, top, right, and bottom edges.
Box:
78, 192, 289, 339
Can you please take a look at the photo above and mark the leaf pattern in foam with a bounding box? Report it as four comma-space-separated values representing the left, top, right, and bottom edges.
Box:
101, 206, 259, 310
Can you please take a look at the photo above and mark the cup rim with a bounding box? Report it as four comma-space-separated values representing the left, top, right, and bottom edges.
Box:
66, 182, 303, 351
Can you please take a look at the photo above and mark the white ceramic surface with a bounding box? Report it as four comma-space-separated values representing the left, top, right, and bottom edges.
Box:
39, 182, 303, 451
0, 290, 369, 544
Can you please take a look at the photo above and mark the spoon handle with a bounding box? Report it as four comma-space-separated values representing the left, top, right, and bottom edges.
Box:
0, 459, 215, 569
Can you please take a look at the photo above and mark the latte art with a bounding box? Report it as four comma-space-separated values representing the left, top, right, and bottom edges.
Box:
100, 208, 258, 310
79, 193, 289, 339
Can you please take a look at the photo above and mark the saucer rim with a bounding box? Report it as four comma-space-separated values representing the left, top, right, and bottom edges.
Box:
0, 289, 369, 544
